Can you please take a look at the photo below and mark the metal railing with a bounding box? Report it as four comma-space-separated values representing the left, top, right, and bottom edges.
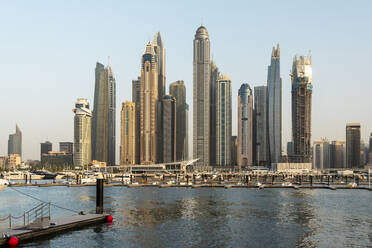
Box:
0, 202, 50, 229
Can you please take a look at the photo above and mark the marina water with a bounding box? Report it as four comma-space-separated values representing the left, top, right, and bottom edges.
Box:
0, 186, 371, 247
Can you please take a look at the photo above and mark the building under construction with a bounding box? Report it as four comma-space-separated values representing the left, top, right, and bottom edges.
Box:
291, 55, 312, 163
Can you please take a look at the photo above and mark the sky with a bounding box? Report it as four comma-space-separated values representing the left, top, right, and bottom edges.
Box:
0, 0, 371, 162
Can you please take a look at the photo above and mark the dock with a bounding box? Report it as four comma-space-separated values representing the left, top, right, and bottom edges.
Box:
0, 214, 108, 246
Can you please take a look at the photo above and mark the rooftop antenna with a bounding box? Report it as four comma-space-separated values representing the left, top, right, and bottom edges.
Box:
108, 56, 111, 66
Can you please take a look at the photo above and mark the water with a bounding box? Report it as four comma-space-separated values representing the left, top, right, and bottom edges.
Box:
0, 186, 371, 247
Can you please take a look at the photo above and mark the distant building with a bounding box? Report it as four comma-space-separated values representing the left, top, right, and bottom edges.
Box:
254, 86, 268, 166
215, 75, 232, 167
8, 154, 21, 169
231, 136, 238, 167
0, 156, 7, 169
237, 84, 253, 168
8, 125, 22, 159
329, 140, 346, 168
41, 151, 73, 166
60, 142, 73, 154
73, 98, 92, 168
346, 123, 361, 168
140, 42, 159, 164
287, 141, 294, 156
209, 61, 220, 166
291, 55, 312, 162
132, 77, 141, 164
120, 102, 136, 165
169, 80, 186, 161
313, 138, 330, 169
40, 141, 52, 160
185, 104, 189, 160
161, 95, 176, 163
193, 25, 210, 167
267, 44, 282, 164
92, 61, 116, 166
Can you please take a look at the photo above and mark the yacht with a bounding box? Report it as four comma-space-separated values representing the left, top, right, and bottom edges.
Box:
0, 179, 9, 192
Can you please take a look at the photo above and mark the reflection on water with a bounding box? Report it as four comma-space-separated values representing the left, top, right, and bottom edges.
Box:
0, 187, 371, 248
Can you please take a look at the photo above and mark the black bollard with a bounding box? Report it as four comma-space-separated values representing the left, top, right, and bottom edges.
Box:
327, 176, 330, 186
186, 174, 189, 184
272, 175, 275, 184
24, 174, 27, 184
96, 174, 104, 214
310, 175, 313, 186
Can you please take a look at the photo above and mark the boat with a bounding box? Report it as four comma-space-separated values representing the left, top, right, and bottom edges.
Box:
0, 179, 9, 192
32, 170, 56, 179
81, 177, 96, 184
347, 182, 358, 188
3, 171, 25, 180
282, 182, 293, 187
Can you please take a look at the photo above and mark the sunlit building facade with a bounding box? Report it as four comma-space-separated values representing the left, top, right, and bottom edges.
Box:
193, 25, 210, 167
120, 102, 136, 165
73, 98, 92, 168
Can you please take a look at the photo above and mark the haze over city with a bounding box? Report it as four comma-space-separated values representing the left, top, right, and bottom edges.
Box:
1, 0, 371, 162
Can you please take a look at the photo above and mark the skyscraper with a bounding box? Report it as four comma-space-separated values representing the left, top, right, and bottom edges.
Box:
312, 138, 330, 169
237, 84, 253, 168
40, 141, 52, 160
193, 25, 210, 167
254, 86, 268, 165
73, 98, 92, 168
330, 140, 346, 168
161, 95, 176, 163
291, 55, 312, 162
152, 32, 166, 100
132, 77, 141, 164
267, 44, 282, 164
209, 61, 220, 166
169, 80, 186, 161
92, 61, 116, 165
216, 75, 232, 166
8, 125, 22, 159
346, 123, 361, 168
140, 43, 159, 164
120, 102, 136, 165
185, 104, 189, 160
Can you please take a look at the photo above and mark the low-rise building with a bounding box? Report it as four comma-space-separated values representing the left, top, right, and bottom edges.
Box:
8, 154, 21, 169
272, 163, 312, 173
0, 156, 7, 169
41, 151, 73, 166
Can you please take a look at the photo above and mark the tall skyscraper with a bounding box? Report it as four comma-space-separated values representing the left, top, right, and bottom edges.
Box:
267, 44, 282, 164
291, 55, 312, 162
8, 125, 22, 159
312, 138, 330, 169
346, 123, 361, 168
216, 75, 232, 166
140, 43, 159, 164
237, 84, 253, 168
330, 140, 346, 168
132, 77, 141, 164
161, 95, 176, 163
120, 102, 136, 165
185, 104, 189, 160
40, 141, 52, 160
73, 98, 92, 168
209, 61, 220, 166
169, 80, 186, 161
152, 32, 166, 99
193, 25, 210, 167
92, 61, 116, 165
254, 86, 268, 165
287, 141, 294, 156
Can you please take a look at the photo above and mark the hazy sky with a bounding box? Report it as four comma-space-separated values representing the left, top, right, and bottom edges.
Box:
1, 0, 371, 162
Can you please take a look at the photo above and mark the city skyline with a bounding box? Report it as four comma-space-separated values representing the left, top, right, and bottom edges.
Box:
1, 1, 372, 161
